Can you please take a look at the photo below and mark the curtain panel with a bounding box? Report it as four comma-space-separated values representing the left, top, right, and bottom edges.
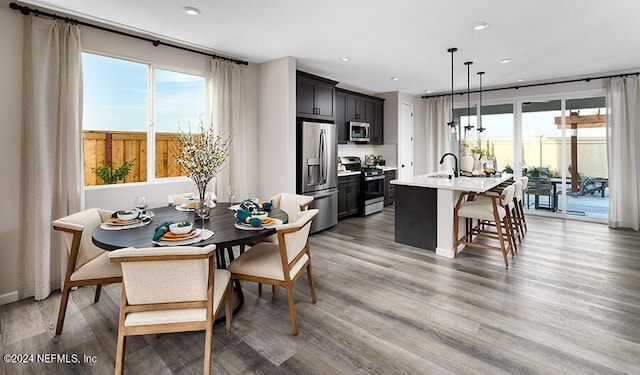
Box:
210, 60, 252, 202
425, 96, 452, 172
18, 17, 83, 300
607, 77, 640, 230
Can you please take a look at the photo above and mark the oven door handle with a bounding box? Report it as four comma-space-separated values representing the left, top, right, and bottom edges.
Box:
364, 175, 385, 182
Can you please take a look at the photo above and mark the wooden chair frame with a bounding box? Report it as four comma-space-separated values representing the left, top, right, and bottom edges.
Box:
454, 190, 515, 268
110, 249, 232, 375
52, 209, 122, 335
231, 211, 317, 336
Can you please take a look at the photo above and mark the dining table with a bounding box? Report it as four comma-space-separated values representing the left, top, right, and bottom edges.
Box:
92, 202, 289, 318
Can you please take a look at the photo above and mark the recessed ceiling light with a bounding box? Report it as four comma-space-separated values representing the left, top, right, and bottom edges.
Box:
183, 6, 201, 16
391, 77, 399, 81
341, 57, 350, 62
424, 90, 432, 93
473, 22, 489, 31
499, 58, 512, 64
517, 78, 525, 82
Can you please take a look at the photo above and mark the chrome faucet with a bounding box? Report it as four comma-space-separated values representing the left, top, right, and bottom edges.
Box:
439, 153, 459, 177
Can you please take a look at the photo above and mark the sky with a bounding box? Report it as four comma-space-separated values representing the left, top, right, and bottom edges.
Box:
82, 52, 205, 133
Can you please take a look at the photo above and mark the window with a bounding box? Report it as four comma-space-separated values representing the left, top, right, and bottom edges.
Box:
82, 52, 206, 185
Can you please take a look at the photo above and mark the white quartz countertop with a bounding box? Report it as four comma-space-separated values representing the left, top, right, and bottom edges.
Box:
338, 170, 361, 177
391, 173, 512, 192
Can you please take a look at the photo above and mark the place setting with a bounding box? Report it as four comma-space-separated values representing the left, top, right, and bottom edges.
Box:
234, 198, 282, 230
151, 220, 214, 246
100, 208, 154, 230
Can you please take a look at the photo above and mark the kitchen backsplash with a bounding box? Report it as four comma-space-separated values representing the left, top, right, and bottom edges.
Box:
338, 143, 397, 167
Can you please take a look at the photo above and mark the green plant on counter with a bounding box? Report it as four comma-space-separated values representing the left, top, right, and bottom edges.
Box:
502, 164, 514, 174
92, 159, 135, 185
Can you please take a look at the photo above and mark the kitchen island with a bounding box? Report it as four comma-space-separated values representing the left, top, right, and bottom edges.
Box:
390, 173, 512, 258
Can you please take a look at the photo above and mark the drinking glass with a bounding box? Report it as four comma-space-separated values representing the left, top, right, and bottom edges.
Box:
195, 200, 209, 230
227, 185, 237, 205
134, 195, 148, 214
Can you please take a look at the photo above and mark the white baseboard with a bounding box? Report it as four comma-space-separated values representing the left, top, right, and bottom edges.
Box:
436, 247, 455, 258
0, 291, 19, 306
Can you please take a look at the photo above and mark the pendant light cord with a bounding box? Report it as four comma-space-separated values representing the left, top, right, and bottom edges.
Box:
464, 61, 473, 131
447, 48, 458, 129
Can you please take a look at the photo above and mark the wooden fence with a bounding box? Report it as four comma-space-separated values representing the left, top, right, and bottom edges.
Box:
83, 130, 185, 185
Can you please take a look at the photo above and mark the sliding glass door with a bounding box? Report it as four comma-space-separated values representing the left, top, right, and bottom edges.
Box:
520, 97, 608, 219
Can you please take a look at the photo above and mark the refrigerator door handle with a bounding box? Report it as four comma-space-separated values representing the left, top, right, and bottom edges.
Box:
319, 128, 326, 184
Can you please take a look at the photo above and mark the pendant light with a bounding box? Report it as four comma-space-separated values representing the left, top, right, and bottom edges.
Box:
446, 48, 458, 141
464, 61, 474, 133
477, 71, 486, 133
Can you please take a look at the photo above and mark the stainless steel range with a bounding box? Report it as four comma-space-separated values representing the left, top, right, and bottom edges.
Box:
340, 156, 385, 216
361, 166, 385, 215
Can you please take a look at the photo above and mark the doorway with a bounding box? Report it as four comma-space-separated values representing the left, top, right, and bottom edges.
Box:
398, 102, 414, 179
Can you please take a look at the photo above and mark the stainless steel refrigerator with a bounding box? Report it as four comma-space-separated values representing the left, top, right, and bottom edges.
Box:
297, 121, 338, 233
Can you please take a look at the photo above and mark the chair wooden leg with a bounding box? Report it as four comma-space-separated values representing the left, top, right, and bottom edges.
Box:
225, 283, 233, 334
203, 325, 212, 375
272, 285, 276, 295
258, 283, 262, 296
306, 264, 317, 303
285, 286, 299, 336
115, 333, 126, 375
453, 209, 460, 257
55, 285, 71, 335
94, 284, 102, 303
493, 211, 509, 268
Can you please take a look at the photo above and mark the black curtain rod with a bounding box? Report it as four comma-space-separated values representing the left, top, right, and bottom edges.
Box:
9, 2, 248, 66
421, 71, 640, 99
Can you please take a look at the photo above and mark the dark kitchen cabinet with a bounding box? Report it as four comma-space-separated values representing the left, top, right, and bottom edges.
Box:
336, 88, 384, 145
335, 90, 348, 144
384, 169, 397, 206
296, 71, 337, 121
338, 174, 361, 220
346, 95, 367, 122
369, 99, 384, 144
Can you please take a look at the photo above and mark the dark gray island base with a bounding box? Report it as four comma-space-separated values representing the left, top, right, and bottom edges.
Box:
391, 173, 513, 258
394, 184, 437, 250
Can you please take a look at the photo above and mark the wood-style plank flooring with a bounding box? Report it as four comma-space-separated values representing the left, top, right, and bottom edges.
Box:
2, 206, 640, 374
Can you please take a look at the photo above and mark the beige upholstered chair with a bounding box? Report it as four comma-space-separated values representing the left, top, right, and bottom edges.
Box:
270, 192, 314, 219
228, 209, 319, 336
108, 245, 232, 375
518, 176, 529, 233
454, 185, 516, 267
52, 208, 122, 335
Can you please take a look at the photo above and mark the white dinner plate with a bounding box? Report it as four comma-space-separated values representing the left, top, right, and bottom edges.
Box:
234, 218, 283, 231
100, 216, 153, 231
152, 229, 214, 246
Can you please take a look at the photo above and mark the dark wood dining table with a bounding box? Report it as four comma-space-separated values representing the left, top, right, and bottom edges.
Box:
92, 203, 288, 317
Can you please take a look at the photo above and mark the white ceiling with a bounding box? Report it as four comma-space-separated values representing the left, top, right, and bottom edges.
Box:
17, 0, 640, 96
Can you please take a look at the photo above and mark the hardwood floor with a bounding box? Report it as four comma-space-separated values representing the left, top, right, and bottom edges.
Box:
2, 206, 640, 374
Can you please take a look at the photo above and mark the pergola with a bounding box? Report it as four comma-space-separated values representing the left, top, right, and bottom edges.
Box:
554, 112, 606, 191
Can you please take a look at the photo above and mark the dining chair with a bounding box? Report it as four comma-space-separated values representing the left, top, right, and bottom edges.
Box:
453, 185, 516, 268
249, 192, 314, 297
108, 244, 232, 375
228, 209, 319, 336
52, 208, 123, 335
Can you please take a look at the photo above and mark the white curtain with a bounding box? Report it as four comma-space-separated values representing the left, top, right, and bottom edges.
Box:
425, 96, 453, 172
210, 60, 250, 202
607, 76, 640, 230
18, 17, 84, 300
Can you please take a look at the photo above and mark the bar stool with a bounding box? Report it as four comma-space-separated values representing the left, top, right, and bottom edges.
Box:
453, 185, 516, 268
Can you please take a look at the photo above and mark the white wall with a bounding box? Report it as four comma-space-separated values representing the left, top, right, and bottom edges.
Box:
0, 2, 24, 303
257, 56, 297, 200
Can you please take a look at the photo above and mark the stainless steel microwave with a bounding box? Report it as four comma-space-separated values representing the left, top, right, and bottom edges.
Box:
349, 121, 370, 142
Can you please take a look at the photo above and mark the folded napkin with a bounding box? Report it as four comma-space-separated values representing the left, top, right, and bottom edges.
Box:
153, 221, 174, 241
236, 210, 263, 227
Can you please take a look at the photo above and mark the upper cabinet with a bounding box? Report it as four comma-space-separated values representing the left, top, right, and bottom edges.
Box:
336, 88, 384, 144
296, 71, 337, 121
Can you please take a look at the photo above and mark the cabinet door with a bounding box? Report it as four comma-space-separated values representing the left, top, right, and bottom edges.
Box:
346, 181, 361, 215
296, 75, 316, 118
336, 91, 347, 144
384, 170, 396, 206
370, 100, 384, 144
338, 182, 349, 219
314, 81, 335, 119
